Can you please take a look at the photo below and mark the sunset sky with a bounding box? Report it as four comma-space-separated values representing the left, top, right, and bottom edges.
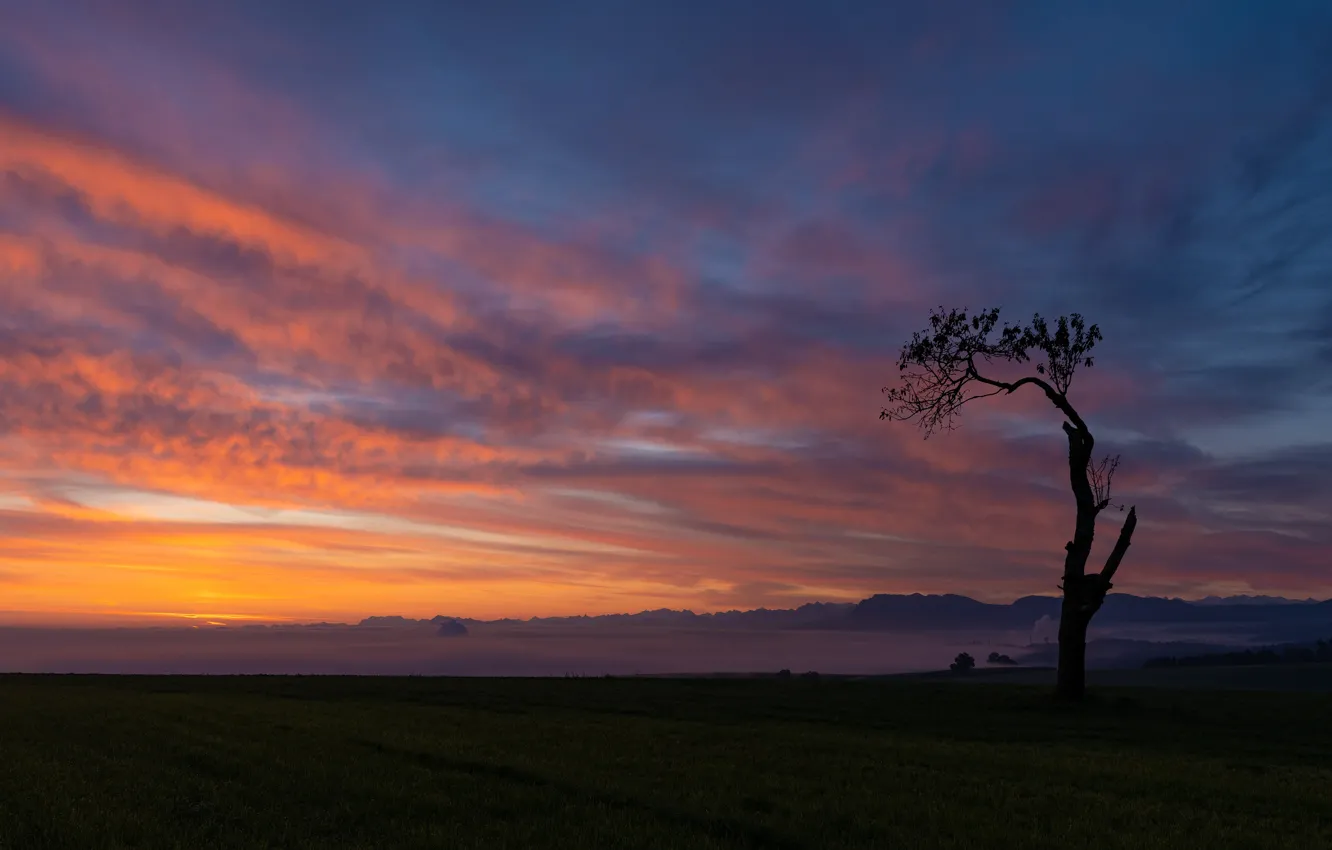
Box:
1, 1, 1330, 624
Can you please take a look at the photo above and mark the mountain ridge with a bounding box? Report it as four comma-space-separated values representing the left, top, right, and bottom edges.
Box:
344, 593, 1332, 633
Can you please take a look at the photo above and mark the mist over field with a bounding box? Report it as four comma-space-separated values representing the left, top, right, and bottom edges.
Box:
0, 619, 1270, 677
0, 626, 990, 676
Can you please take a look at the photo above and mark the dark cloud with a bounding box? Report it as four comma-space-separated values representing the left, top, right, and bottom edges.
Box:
0, 168, 98, 227
1193, 444, 1332, 509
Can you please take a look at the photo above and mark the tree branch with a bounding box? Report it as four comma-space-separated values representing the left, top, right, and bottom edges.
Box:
1099, 506, 1137, 585
1088, 454, 1121, 515
967, 362, 1090, 433
1063, 422, 1096, 518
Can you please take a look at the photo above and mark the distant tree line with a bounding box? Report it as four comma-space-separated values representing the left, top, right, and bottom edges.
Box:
947, 652, 1018, 673
1143, 640, 1332, 669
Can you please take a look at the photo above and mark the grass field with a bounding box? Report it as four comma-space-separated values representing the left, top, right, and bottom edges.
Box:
2, 675, 1330, 849
900, 662, 1332, 691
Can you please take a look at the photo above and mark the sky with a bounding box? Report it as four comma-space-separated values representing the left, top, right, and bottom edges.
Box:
0, 0, 1330, 625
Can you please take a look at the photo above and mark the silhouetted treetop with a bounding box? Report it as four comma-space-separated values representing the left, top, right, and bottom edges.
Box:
880, 307, 1101, 437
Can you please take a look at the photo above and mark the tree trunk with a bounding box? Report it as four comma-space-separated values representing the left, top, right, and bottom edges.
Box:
1054, 417, 1139, 700
1056, 506, 1137, 698
1056, 604, 1090, 700
1056, 421, 1097, 700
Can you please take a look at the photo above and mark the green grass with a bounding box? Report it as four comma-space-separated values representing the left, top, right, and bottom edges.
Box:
2, 675, 1330, 849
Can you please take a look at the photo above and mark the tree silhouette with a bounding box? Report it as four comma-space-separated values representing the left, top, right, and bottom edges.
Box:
881, 307, 1138, 700
950, 652, 976, 673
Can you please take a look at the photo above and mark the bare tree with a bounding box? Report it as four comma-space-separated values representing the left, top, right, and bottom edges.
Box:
880, 307, 1138, 700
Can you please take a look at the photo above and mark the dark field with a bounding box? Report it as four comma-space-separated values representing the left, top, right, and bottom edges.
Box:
2, 676, 1330, 849
904, 662, 1332, 691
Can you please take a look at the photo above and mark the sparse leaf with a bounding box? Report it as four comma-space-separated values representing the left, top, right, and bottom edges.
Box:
880, 306, 1097, 435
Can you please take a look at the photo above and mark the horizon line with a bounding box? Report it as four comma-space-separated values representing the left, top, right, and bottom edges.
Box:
2, 590, 1324, 629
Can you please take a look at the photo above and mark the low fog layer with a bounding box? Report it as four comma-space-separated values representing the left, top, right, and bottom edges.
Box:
0, 625, 1006, 676
0, 620, 1266, 677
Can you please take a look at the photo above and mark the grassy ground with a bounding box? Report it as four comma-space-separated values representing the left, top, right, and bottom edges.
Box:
1, 675, 1330, 849
899, 662, 1332, 691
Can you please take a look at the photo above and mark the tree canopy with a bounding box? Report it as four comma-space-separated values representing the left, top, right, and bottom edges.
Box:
880, 307, 1101, 437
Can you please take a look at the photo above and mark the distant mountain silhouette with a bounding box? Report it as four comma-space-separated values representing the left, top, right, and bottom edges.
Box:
357, 615, 428, 628
435, 618, 468, 637
358, 614, 480, 629
841, 593, 1055, 631
841, 593, 1332, 638
350, 593, 1332, 641
521, 602, 855, 630
1193, 595, 1319, 606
